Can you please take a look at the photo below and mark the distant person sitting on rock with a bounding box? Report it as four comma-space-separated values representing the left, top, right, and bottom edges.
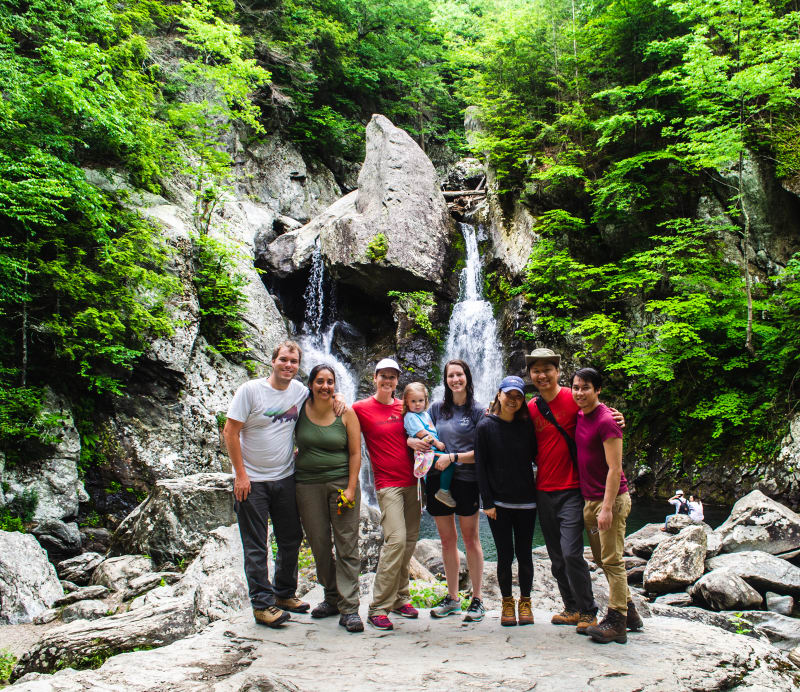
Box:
688, 493, 704, 523
402, 382, 451, 505
224, 341, 344, 628
662, 490, 690, 530
408, 359, 487, 624
475, 376, 537, 627
353, 358, 420, 631
294, 364, 364, 633
571, 367, 643, 644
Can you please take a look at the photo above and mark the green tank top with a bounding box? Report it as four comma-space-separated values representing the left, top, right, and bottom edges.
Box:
294, 404, 350, 484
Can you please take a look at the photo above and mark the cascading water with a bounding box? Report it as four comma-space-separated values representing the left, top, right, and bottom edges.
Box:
436, 222, 504, 405
298, 242, 376, 504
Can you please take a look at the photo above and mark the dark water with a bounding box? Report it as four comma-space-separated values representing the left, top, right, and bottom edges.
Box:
418, 500, 731, 561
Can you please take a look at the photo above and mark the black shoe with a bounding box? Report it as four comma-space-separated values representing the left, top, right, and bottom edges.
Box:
626, 601, 644, 631
339, 613, 365, 632
311, 601, 340, 618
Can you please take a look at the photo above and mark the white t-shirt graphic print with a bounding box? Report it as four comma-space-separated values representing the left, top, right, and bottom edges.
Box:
226, 378, 309, 481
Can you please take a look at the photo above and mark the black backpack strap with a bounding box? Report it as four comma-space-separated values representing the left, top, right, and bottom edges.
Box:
535, 395, 578, 469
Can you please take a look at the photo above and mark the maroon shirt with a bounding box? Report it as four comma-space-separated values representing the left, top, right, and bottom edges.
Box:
575, 403, 627, 500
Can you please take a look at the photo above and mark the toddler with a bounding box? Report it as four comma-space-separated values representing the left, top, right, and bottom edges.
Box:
402, 382, 456, 508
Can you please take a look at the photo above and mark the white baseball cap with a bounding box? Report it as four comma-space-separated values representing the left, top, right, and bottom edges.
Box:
675, 489, 684, 496
374, 358, 401, 374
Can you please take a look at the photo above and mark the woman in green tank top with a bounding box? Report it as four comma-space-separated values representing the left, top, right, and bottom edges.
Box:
295, 363, 364, 632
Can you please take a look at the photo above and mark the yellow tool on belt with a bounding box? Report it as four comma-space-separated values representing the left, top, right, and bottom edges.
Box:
336, 489, 355, 514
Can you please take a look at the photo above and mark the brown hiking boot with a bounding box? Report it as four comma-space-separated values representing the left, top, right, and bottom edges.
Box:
253, 604, 290, 628
501, 597, 517, 626
275, 596, 310, 613
626, 601, 643, 631
518, 597, 534, 626
551, 609, 580, 626
576, 611, 597, 635
586, 608, 628, 644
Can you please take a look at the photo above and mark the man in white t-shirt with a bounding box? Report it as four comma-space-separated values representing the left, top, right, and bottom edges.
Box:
224, 340, 311, 628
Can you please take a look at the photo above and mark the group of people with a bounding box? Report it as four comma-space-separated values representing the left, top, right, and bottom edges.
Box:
223, 341, 643, 645
662, 489, 704, 530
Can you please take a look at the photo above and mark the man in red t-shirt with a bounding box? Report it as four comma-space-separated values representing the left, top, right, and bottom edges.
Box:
526, 347, 599, 633
352, 358, 420, 631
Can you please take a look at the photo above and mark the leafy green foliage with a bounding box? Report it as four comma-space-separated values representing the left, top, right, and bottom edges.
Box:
0, 648, 16, 685
387, 290, 441, 344
0, 488, 39, 532
409, 583, 470, 610
366, 234, 389, 263
192, 234, 249, 357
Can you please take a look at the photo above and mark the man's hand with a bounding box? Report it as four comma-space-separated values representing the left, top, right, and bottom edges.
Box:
234, 472, 251, 502
608, 407, 626, 429
435, 454, 452, 471
597, 507, 613, 532
343, 486, 356, 504
332, 392, 347, 416
408, 437, 431, 452
484, 507, 497, 520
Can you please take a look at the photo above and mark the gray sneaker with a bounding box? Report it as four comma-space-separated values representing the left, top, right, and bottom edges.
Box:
463, 597, 485, 622
430, 595, 461, 618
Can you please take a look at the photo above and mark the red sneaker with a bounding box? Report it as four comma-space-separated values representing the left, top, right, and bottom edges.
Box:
391, 603, 419, 619
367, 614, 394, 630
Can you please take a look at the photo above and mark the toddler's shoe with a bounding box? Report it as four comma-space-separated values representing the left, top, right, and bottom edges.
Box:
435, 488, 457, 508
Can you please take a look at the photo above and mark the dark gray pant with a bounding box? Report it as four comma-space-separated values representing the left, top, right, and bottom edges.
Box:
235, 475, 303, 609
537, 488, 596, 614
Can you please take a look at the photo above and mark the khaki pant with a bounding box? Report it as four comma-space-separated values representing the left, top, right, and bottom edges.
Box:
370, 485, 421, 616
583, 492, 631, 615
296, 476, 361, 614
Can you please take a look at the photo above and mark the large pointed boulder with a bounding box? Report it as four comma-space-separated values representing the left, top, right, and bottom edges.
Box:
264, 114, 453, 294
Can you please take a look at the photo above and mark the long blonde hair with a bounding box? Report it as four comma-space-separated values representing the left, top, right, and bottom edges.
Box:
402, 382, 429, 416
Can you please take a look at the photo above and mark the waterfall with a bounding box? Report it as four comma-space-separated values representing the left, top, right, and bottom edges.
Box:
436, 222, 504, 406
298, 243, 376, 505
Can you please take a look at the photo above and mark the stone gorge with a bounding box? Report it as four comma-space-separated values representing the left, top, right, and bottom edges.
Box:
1, 109, 800, 689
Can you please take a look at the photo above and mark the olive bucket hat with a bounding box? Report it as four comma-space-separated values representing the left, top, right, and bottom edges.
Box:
524, 347, 561, 369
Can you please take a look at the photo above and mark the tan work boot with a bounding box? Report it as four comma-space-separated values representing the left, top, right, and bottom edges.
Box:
576, 610, 598, 635
626, 601, 644, 631
253, 604, 290, 628
500, 597, 517, 626
518, 597, 534, 626
586, 608, 628, 644
551, 609, 580, 626
275, 596, 310, 613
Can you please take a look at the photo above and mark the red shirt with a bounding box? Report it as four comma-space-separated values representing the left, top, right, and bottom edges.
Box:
575, 403, 627, 500
352, 397, 415, 490
527, 387, 580, 492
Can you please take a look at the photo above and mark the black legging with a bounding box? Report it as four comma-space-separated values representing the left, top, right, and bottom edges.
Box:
487, 506, 537, 598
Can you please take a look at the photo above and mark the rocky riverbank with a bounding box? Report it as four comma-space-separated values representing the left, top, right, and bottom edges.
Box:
2, 476, 800, 689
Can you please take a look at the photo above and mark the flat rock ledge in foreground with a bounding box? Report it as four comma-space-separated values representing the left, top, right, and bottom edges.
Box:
8, 607, 799, 691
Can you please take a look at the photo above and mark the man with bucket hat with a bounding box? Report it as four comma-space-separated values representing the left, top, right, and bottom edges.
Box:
525, 348, 641, 635
352, 358, 421, 631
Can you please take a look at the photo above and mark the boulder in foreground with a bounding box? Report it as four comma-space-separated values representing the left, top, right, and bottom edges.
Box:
643, 525, 706, 593
0, 530, 63, 624
715, 489, 800, 555
109, 472, 235, 565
